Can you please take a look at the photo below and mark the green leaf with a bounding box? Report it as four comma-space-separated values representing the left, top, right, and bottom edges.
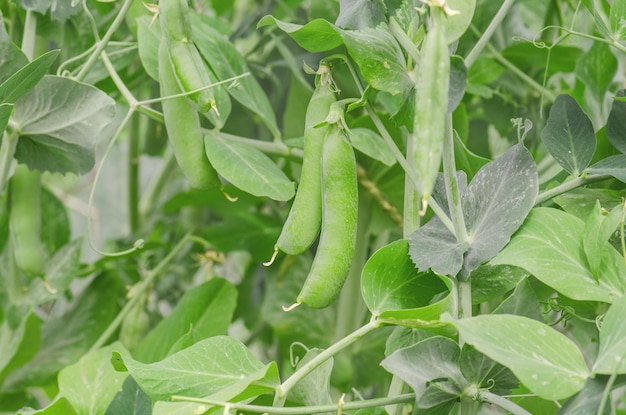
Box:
17, 397, 77, 415
446, 314, 589, 400
257, 16, 343, 53
582, 201, 623, 278
340, 25, 413, 95
553, 188, 625, 221
105, 377, 152, 415
136, 15, 160, 81
204, 131, 295, 201
490, 208, 626, 303
57, 342, 129, 415
0, 102, 13, 133
459, 344, 518, 395
580, 0, 613, 39
448, 56, 467, 113
361, 239, 448, 316
0, 49, 59, 104
540, 94, 596, 176
610, 0, 626, 39
133, 278, 237, 363
410, 144, 538, 279
335, 0, 386, 29
443, 0, 477, 44
349, 128, 395, 166
492, 278, 543, 322
381, 336, 465, 401
585, 154, 626, 183
593, 295, 626, 374
191, 14, 280, 140
11, 76, 116, 175
289, 348, 333, 409
0, 9, 28, 84
112, 336, 280, 401
0, 310, 41, 385
557, 376, 615, 415
575, 42, 617, 105
471, 264, 528, 304
606, 90, 626, 153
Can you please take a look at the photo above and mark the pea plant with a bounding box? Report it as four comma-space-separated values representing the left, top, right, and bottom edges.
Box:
1, 0, 626, 414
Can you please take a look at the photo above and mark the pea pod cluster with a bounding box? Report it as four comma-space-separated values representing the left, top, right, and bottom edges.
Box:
413, 6, 450, 205
275, 64, 336, 256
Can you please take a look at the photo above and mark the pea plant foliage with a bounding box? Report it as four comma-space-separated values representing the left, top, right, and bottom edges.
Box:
1, 0, 626, 414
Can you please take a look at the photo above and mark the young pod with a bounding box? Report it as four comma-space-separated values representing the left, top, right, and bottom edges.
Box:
413, 6, 449, 203
296, 125, 358, 308
9, 164, 48, 277
275, 68, 336, 255
158, 41, 221, 190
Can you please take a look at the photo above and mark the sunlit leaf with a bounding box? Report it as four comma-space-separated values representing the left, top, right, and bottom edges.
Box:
593, 295, 626, 374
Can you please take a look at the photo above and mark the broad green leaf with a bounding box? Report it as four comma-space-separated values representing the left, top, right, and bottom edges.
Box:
385, 327, 435, 356
17, 0, 81, 22
492, 278, 543, 322
289, 348, 333, 409
447, 314, 589, 400
192, 14, 281, 140
553, 187, 625, 220
349, 128, 395, 166
257, 16, 343, 52
112, 336, 280, 401
133, 278, 237, 363
453, 133, 489, 181
585, 154, 626, 183
26, 239, 82, 306
204, 131, 295, 201
459, 344, 518, 395
11, 76, 116, 175
467, 57, 505, 86
17, 397, 77, 415
593, 295, 626, 374
381, 336, 465, 400
340, 25, 412, 95
490, 208, 625, 303
502, 43, 581, 79
575, 42, 617, 105
606, 90, 626, 153
448, 56, 467, 112
580, 0, 613, 39
471, 264, 528, 304
0, 9, 28, 84
0, 49, 59, 104
3, 273, 123, 390
610, 0, 626, 39
410, 144, 538, 279
58, 342, 129, 415
557, 376, 616, 415
0, 102, 12, 132
136, 15, 160, 81
0, 310, 41, 384
335, 0, 386, 29
105, 377, 151, 415
361, 239, 448, 316
443, 0, 476, 44
583, 201, 623, 278
540, 94, 595, 176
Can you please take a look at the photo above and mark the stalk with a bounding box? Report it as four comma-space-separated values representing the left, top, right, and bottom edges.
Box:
128, 113, 140, 234
464, 0, 517, 68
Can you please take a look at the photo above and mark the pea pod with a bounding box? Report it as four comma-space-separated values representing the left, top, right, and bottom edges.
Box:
9, 164, 48, 277
275, 66, 336, 256
158, 41, 221, 190
296, 125, 358, 309
413, 6, 449, 204
158, 0, 222, 124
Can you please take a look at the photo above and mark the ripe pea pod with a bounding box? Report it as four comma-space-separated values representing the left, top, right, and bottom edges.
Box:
158, 41, 221, 190
413, 6, 449, 206
296, 124, 358, 309
274, 65, 336, 256
9, 164, 48, 277
158, 0, 221, 125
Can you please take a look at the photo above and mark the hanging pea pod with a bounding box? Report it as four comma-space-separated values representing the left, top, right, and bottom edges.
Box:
272, 64, 337, 257
413, 5, 450, 210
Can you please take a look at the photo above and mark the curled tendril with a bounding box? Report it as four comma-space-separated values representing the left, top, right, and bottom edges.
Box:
596, 314, 605, 331
288, 342, 309, 367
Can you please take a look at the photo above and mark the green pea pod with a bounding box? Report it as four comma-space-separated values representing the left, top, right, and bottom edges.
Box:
9, 164, 48, 277
275, 68, 336, 255
414, 6, 449, 203
296, 125, 358, 309
158, 0, 191, 42
158, 41, 221, 190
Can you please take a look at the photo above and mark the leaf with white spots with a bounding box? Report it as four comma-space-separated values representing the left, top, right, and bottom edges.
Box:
445, 314, 589, 400
593, 295, 626, 375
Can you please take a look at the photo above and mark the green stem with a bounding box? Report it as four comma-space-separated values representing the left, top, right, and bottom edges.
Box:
534, 174, 610, 205
75, 0, 134, 82
89, 233, 192, 352
389, 16, 420, 64
334, 193, 372, 342
597, 372, 618, 415
403, 132, 420, 236
275, 319, 380, 402
385, 376, 409, 415
458, 279, 472, 320
173, 393, 415, 414
442, 114, 468, 242
480, 391, 532, 415
464, 0, 516, 68
20, 9, 36, 60
0, 130, 18, 193
128, 113, 140, 235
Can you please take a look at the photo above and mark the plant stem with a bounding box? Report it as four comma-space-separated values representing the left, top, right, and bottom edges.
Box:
0, 130, 18, 193
274, 319, 380, 402
597, 372, 618, 415
480, 391, 532, 415
403, 132, 420, 236
464, 0, 516, 68
174, 392, 415, 414
20, 9, 36, 60
75, 0, 134, 82
89, 233, 192, 352
442, 114, 467, 242
128, 113, 140, 235
534, 174, 610, 205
